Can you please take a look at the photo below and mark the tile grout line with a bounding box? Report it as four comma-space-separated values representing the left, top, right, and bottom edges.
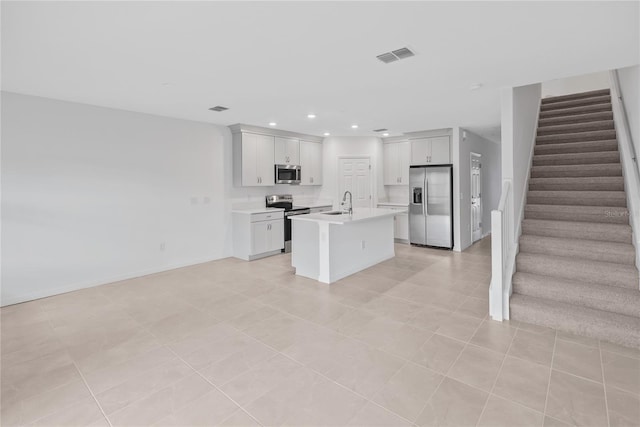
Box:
71, 360, 114, 427
163, 345, 266, 427
599, 342, 612, 427
39, 308, 114, 427
542, 330, 559, 421
473, 322, 517, 427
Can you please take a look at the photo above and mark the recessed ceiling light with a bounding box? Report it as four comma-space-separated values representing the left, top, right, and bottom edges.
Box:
469, 83, 483, 91
323, 132, 330, 136
209, 106, 229, 112
269, 122, 277, 126
351, 124, 359, 129
307, 114, 316, 119
382, 133, 389, 137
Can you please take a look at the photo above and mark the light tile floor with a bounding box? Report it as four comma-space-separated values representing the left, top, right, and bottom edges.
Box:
2, 238, 639, 426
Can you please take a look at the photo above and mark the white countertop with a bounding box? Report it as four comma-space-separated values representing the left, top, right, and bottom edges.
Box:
231, 207, 285, 214
377, 202, 409, 207
290, 208, 402, 224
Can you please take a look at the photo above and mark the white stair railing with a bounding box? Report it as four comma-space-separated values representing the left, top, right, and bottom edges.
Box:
610, 69, 640, 282
490, 179, 513, 321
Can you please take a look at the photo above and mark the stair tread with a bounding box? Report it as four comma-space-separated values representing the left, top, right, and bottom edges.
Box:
522, 218, 632, 233
519, 234, 635, 252
521, 218, 633, 242
519, 234, 635, 264
513, 272, 640, 318
540, 95, 612, 111
538, 111, 613, 126
531, 163, 622, 178
516, 252, 638, 289
536, 129, 616, 144
537, 120, 614, 135
529, 176, 624, 184
539, 103, 612, 119
541, 89, 610, 104
510, 294, 640, 349
534, 140, 618, 154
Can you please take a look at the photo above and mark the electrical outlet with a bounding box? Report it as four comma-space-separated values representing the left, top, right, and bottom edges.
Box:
361, 240, 365, 249
160, 242, 166, 251
203, 196, 211, 204
190, 197, 198, 205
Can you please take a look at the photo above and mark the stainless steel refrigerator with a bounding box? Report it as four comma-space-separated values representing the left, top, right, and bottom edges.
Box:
409, 165, 453, 249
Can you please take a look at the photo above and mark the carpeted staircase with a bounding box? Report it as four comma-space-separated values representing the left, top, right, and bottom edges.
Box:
509, 88, 640, 349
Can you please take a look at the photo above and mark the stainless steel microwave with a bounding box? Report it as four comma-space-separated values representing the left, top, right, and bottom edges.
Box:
275, 164, 301, 184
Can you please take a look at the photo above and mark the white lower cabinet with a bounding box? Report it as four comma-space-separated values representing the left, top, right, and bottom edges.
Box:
394, 213, 409, 241
233, 210, 284, 260
378, 204, 409, 242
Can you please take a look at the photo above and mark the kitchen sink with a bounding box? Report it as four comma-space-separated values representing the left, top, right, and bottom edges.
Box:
322, 211, 344, 215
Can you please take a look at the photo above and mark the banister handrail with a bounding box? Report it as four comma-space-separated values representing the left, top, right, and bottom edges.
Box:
497, 180, 510, 212
610, 69, 640, 183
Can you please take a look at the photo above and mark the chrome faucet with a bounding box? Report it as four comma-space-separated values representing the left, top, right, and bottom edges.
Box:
341, 191, 353, 216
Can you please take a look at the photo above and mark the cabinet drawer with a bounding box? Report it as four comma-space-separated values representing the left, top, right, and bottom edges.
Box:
250, 211, 284, 222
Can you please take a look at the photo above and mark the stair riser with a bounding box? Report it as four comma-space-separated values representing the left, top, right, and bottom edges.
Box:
534, 140, 618, 155
525, 209, 630, 224
539, 112, 613, 127
513, 278, 640, 317
539, 103, 612, 119
527, 194, 627, 207
519, 240, 635, 265
509, 299, 640, 349
521, 224, 632, 244
541, 89, 610, 105
532, 153, 620, 167
540, 95, 611, 111
537, 121, 614, 136
516, 256, 638, 289
536, 130, 617, 144
531, 165, 622, 178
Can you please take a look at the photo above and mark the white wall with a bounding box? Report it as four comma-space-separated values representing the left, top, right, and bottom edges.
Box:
501, 83, 542, 242
542, 70, 610, 98
453, 129, 502, 251
617, 65, 640, 169
1, 92, 232, 305
319, 136, 385, 208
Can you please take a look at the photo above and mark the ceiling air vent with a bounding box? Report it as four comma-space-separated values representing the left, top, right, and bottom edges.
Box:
373, 128, 388, 132
376, 52, 398, 64
209, 106, 229, 112
376, 47, 416, 64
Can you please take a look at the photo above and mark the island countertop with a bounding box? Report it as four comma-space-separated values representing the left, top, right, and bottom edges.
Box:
290, 207, 405, 225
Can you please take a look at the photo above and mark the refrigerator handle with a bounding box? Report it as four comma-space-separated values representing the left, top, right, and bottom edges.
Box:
423, 178, 428, 215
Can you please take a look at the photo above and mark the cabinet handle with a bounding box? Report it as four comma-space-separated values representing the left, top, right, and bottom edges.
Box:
310, 177, 313, 183
257, 177, 260, 184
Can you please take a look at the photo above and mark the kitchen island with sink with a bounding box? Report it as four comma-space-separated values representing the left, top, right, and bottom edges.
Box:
290, 208, 403, 283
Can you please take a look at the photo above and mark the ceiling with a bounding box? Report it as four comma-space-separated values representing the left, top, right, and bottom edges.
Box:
2, 2, 638, 142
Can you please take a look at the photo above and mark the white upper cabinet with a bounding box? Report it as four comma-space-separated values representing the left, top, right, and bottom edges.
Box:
299, 140, 323, 186
383, 141, 410, 185
410, 136, 450, 165
240, 132, 275, 186
274, 137, 300, 165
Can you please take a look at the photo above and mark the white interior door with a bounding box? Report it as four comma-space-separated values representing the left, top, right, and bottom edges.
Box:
471, 154, 482, 242
339, 158, 371, 208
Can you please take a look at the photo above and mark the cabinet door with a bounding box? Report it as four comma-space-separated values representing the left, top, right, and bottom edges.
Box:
397, 141, 410, 184
396, 214, 409, 240
241, 133, 259, 186
274, 137, 299, 164
256, 134, 275, 185
250, 221, 269, 255
300, 141, 322, 186
268, 219, 284, 252
312, 141, 323, 185
410, 138, 429, 165
383, 143, 397, 185
430, 136, 450, 164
